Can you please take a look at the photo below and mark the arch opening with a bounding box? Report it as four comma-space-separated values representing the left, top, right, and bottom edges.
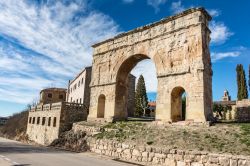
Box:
115, 54, 157, 120
171, 87, 187, 122
97, 94, 105, 118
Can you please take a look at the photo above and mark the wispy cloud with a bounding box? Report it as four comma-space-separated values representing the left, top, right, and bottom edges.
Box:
211, 51, 241, 62
207, 9, 221, 17
147, 0, 167, 13
170, 1, 185, 14
131, 59, 158, 92
210, 21, 233, 44
0, 0, 119, 104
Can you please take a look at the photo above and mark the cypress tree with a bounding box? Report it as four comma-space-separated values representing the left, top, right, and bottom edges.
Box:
249, 64, 250, 96
135, 75, 148, 117
236, 64, 248, 100
242, 66, 248, 99
236, 64, 242, 100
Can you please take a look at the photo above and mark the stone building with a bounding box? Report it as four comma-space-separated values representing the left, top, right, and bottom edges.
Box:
214, 90, 250, 122
40, 88, 67, 104
87, 7, 213, 123
221, 90, 231, 101
148, 101, 156, 117
67, 67, 92, 108
0, 117, 8, 125
27, 88, 88, 145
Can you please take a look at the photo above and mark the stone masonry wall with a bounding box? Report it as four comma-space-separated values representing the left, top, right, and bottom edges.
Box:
127, 74, 136, 117
27, 102, 62, 145
234, 100, 250, 122
27, 102, 88, 145
87, 138, 250, 166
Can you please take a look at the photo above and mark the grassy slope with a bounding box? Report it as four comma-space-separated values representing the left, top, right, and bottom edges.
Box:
92, 121, 250, 155
0, 110, 28, 139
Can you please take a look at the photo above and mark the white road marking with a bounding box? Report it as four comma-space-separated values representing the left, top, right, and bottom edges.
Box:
0, 155, 20, 165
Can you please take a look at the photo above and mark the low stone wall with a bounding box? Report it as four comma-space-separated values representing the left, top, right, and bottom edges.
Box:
235, 107, 250, 122
87, 138, 250, 166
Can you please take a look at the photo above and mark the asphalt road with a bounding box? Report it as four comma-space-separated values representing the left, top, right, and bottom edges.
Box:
0, 137, 136, 166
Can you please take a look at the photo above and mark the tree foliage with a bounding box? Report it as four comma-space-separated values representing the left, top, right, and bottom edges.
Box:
249, 64, 250, 95
236, 64, 248, 100
135, 75, 148, 117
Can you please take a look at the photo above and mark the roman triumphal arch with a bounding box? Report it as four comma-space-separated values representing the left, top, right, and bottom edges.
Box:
87, 8, 213, 122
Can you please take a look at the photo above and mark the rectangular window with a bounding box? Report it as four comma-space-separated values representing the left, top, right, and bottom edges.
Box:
37, 117, 40, 125
32, 117, 35, 124
48, 93, 52, 98
59, 94, 63, 99
71, 97, 72, 102
80, 98, 81, 104
29, 117, 32, 124
48, 117, 51, 126
53, 117, 57, 127
76, 99, 78, 103
42, 117, 46, 126
81, 78, 83, 84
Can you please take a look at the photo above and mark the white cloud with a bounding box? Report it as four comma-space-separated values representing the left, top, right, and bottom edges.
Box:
123, 0, 134, 3
0, 0, 119, 104
131, 59, 158, 92
210, 21, 233, 44
147, 0, 167, 12
207, 9, 220, 17
170, 1, 185, 14
211, 51, 240, 62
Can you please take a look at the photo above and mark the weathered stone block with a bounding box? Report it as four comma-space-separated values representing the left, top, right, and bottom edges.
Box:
165, 158, 176, 166
177, 161, 186, 166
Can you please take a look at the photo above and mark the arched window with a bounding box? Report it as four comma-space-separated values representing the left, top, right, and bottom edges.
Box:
42, 117, 46, 125
32, 117, 35, 124
37, 117, 40, 125
97, 94, 105, 118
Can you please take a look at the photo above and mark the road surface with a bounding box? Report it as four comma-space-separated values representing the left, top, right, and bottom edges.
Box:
0, 137, 137, 166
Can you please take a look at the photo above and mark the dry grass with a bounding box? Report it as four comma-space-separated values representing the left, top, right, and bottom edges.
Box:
93, 121, 250, 155
0, 110, 28, 139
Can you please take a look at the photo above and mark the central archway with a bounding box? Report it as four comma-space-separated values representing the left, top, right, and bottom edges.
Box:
114, 54, 155, 120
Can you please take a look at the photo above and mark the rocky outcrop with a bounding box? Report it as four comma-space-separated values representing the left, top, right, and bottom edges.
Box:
50, 130, 88, 152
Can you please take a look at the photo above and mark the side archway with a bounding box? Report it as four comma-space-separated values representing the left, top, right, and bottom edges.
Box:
171, 87, 187, 122
97, 94, 106, 118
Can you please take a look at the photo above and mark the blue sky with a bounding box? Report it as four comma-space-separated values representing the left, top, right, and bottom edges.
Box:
0, 0, 249, 116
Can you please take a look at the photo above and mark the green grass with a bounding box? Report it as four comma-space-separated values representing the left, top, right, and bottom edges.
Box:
89, 121, 250, 155
239, 123, 250, 146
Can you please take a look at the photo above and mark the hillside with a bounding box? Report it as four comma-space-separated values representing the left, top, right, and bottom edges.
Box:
0, 110, 29, 140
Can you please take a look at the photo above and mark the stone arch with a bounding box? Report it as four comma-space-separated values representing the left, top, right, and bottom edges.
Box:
87, 8, 213, 123
114, 54, 156, 120
97, 94, 106, 118
171, 86, 187, 122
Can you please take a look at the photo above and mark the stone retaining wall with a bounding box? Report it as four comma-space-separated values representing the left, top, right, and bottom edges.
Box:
87, 138, 250, 166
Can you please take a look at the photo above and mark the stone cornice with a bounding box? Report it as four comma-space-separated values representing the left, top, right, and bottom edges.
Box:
92, 7, 211, 48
